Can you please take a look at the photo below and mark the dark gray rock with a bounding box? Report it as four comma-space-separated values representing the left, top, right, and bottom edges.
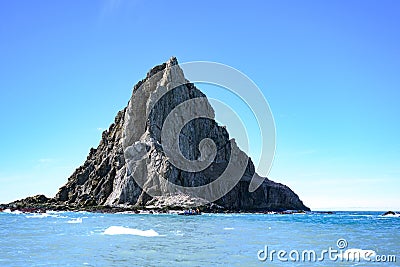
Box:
52, 57, 309, 212
382, 211, 397, 216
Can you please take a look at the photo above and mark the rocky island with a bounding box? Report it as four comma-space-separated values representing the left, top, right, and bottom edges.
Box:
1, 57, 309, 213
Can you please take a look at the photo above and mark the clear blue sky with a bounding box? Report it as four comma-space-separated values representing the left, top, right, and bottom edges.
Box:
0, 1, 399, 210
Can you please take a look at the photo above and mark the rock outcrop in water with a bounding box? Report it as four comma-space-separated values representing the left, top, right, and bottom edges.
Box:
5, 57, 309, 212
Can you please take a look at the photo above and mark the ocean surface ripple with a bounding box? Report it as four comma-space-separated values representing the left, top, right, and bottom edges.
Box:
0, 211, 398, 266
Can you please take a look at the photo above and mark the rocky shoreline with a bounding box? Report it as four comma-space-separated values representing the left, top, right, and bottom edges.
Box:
0, 194, 312, 215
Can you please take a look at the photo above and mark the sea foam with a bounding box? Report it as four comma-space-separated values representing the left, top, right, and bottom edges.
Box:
26, 213, 51, 218
2, 209, 22, 214
67, 218, 83, 224
381, 213, 400, 217
103, 226, 159, 237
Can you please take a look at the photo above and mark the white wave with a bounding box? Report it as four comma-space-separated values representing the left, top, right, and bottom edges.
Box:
223, 227, 234, 230
26, 213, 51, 218
46, 210, 67, 215
171, 230, 184, 236
2, 209, 22, 214
103, 226, 159, 237
339, 248, 377, 261
67, 218, 83, 224
347, 214, 374, 217
116, 211, 142, 215
25, 213, 68, 219
382, 213, 400, 217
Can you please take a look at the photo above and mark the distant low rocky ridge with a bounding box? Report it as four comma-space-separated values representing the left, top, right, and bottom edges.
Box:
2, 57, 309, 213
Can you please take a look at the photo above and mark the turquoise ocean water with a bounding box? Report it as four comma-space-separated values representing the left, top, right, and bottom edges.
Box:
0, 211, 398, 266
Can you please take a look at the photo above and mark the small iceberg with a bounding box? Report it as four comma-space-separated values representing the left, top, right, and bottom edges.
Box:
103, 226, 159, 237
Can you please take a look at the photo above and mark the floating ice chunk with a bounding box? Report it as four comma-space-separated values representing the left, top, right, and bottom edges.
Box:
103, 226, 159, 237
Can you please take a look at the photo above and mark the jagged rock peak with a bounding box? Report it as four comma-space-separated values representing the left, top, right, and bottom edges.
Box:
51, 57, 309, 212
133, 56, 180, 93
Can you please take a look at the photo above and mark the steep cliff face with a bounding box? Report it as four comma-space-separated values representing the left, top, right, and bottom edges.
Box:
56, 109, 126, 207
55, 57, 309, 211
